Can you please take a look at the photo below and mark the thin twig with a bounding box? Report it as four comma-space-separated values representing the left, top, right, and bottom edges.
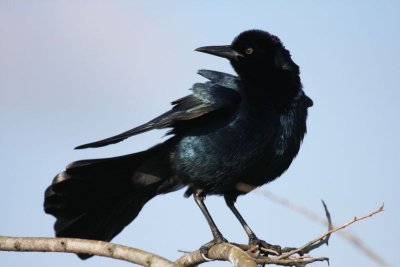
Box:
278, 204, 384, 260
255, 256, 329, 266
298, 200, 333, 254
257, 190, 391, 267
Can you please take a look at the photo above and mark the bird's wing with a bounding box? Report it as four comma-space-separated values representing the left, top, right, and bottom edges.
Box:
75, 70, 241, 149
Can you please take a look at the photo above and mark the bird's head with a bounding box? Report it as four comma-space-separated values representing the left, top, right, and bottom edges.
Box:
196, 29, 299, 81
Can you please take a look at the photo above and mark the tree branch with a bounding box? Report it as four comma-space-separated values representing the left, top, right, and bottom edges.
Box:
0, 236, 178, 267
0, 203, 384, 266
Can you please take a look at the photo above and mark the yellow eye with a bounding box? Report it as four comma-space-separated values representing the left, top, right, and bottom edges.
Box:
245, 48, 253, 54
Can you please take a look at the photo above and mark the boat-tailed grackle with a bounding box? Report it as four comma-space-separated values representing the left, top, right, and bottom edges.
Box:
44, 29, 313, 258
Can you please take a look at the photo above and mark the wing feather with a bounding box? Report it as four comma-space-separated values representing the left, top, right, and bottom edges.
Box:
75, 71, 241, 149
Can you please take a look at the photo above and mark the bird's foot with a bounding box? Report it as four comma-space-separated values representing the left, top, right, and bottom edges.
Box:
200, 236, 229, 260
248, 236, 281, 256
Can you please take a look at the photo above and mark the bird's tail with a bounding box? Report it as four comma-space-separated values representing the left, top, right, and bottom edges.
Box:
44, 141, 180, 259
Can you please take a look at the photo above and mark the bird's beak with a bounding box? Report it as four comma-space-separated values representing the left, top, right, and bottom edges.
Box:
195, 45, 243, 61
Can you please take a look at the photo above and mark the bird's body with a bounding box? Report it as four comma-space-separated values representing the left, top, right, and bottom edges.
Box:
44, 29, 312, 258
173, 70, 311, 198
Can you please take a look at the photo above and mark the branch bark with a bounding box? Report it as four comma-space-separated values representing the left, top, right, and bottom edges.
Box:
0, 236, 257, 267
0, 236, 178, 267
175, 243, 257, 267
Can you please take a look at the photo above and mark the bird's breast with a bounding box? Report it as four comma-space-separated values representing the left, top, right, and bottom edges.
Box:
174, 98, 308, 195
174, 111, 275, 191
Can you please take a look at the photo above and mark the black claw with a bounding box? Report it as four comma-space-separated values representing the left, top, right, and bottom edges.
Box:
200, 242, 213, 258
249, 237, 281, 256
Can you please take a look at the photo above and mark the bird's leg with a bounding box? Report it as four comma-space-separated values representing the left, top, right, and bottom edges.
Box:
194, 189, 228, 256
224, 195, 281, 255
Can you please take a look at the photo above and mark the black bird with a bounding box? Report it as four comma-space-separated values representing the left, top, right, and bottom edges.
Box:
44, 29, 312, 258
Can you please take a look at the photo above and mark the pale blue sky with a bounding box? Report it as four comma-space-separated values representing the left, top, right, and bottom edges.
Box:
1, 1, 399, 267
